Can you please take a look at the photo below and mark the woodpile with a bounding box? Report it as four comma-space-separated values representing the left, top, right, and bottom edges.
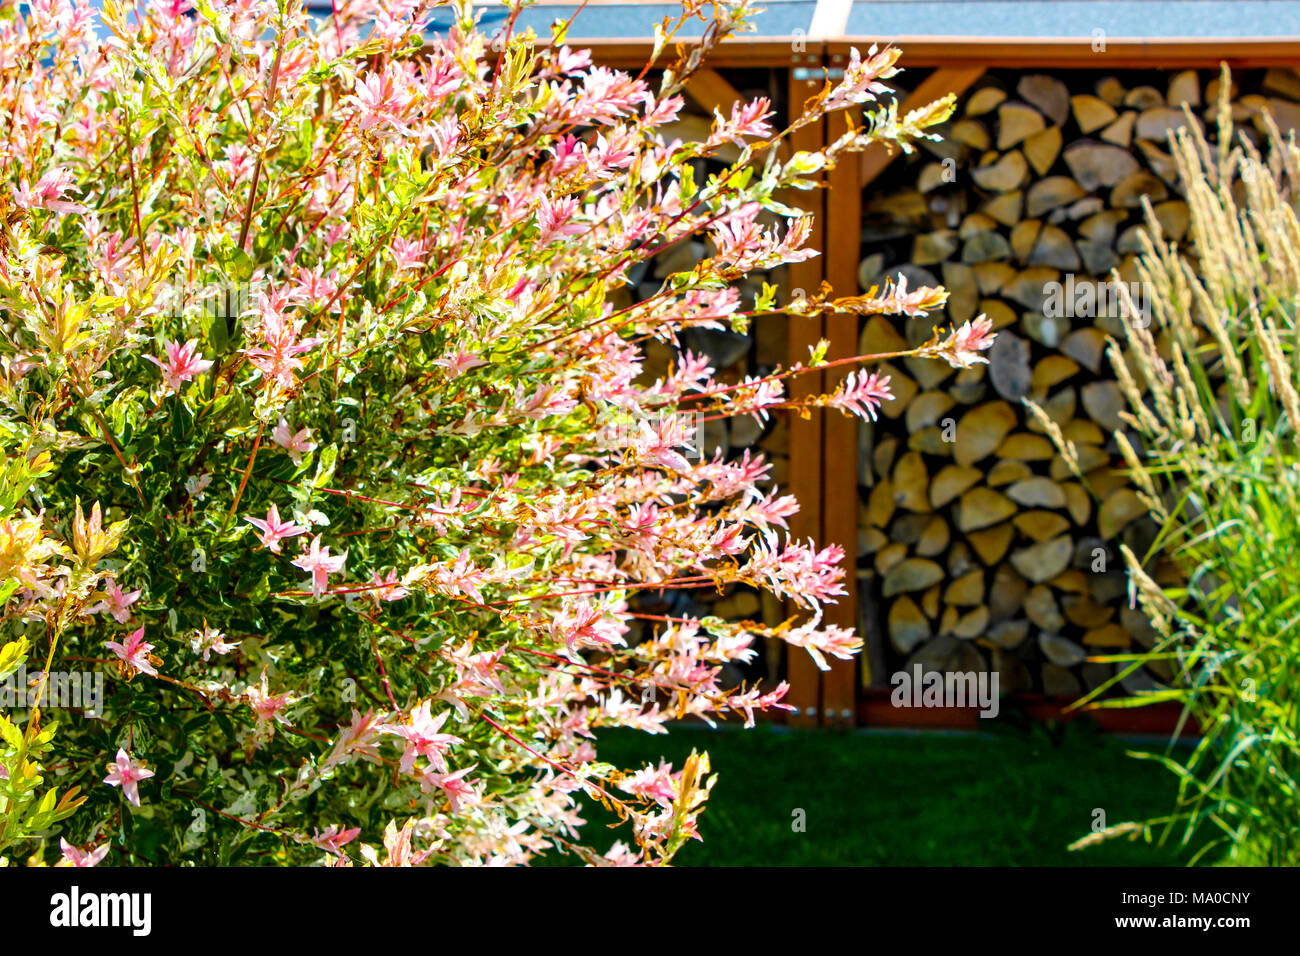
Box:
856, 68, 1300, 697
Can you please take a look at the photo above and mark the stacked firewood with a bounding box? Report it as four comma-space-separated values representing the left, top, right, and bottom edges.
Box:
856, 68, 1300, 696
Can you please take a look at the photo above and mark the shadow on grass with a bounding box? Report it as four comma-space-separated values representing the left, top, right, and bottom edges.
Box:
550, 717, 1217, 866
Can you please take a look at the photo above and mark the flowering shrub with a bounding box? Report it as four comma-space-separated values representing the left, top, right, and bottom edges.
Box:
0, 0, 989, 865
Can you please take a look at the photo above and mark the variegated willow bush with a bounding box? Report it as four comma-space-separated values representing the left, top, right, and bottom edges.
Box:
1054, 70, 1300, 865
0, 0, 990, 865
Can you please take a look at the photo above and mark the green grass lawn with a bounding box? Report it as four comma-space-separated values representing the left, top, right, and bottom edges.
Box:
573, 721, 1216, 866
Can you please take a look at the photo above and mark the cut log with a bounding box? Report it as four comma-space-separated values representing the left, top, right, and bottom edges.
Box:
1099, 110, 1137, 147
1006, 477, 1068, 509
997, 102, 1047, 149
973, 261, 1016, 294
987, 459, 1032, 486
1026, 176, 1086, 217
891, 513, 933, 547
916, 515, 951, 557
1043, 664, 1082, 697
1010, 219, 1042, 261
1003, 267, 1061, 309
941, 262, 979, 323
873, 437, 899, 481
1110, 171, 1169, 208
876, 363, 917, 418
962, 230, 1013, 263
1024, 126, 1063, 176
1013, 510, 1071, 542
988, 331, 1032, 400
1025, 585, 1066, 630
944, 569, 985, 607
1032, 355, 1081, 389
1039, 632, 1087, 667
876, 542, 907, 576
1136, 107, 1201, 143
888, 595, 931, 653
913, 229, 960, 265
953, 401, 1018, 466
1081, 380, 1124, 431
1025, 387, 1076, 432
951, 118, 992, 151
952, 606, 990, 640
980, 190, 1024, 225
921, 583, 941, 620
1062, 419, 1104, 445
930, 464, 983, 509
1023, 311, 1068, 348
1083, 623, 1130, 648
1153, 200, 1190, 240
867, 479, 895, 527
858, 252, 886, 290
986, 619, 1030, 649
858, 527, 888, 555
992, 647, 1034, 692
1167, 70, 1201, 107
1077, 239, 1119, 274
892, 451, 932, 512
1124, 85, 1165, 110
1018, 74, 1070, 124
966, 522, 1015, 565
1096, 76, 1126, 108
1010, 535, 1073, 583
1098, 487, 1145, 540
1061, 327, 1108, 373
1062, 594, 1115, 629
956, 487, 1017, 532
1078, 208, 1127, 243
1063, 141, 1141, 191
906, 392, 956, 433
966, 87, 1008, 117
1028, 224, 1081, 269
860, 314, 908, 354
997, 432, 1056, 460
1071, 94, 1118, 133
959, 212, 999, 237
883, 558, 945, 597
980, 299, 1019, 330
988, 564, 1028, 621
971, 150, 1029, 192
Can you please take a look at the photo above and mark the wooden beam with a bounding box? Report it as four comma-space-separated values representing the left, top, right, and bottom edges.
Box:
859, 66, 984, 187
683, 68, 744, 116
783, 64, 828, 729
828, 37, 1300, 70
570, 37, 1300, 72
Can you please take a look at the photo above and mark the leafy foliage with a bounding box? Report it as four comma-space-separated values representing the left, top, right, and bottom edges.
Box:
0, 0, 981, 865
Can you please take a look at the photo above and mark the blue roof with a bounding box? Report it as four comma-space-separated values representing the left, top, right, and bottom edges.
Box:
844, 1, 1300, 39
299, 1, 1300, 42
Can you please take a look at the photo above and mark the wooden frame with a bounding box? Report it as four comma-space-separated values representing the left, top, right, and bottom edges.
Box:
783, 62, 830, 728
556, 31, 1284, 731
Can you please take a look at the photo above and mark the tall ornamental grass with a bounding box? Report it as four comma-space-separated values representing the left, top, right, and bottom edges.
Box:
1062, 68, 1300, 865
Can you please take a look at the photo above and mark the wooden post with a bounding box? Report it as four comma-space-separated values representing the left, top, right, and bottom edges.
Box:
783, 59, 828, 727
819, 66, 864, 728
